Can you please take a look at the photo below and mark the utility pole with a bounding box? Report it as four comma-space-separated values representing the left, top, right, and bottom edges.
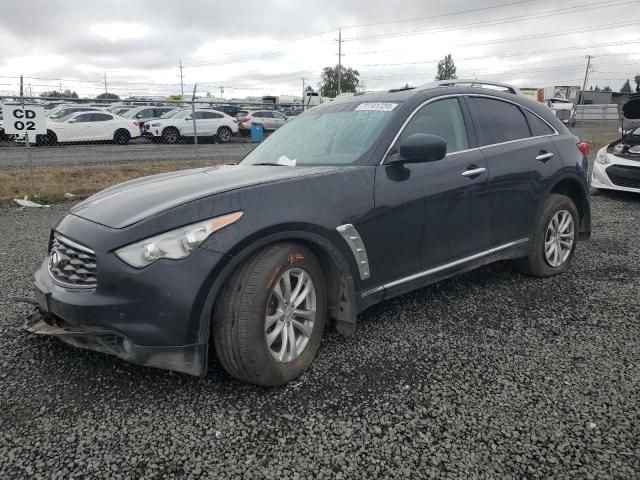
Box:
179, 59, 184, 98
19, 75, 23, 97
301, 78, 305, 109
59, 80, 62, 94
580, 55, 593, 106
337, 27, 343, 96
103, 72, 108, 94
219, 86, 224, 98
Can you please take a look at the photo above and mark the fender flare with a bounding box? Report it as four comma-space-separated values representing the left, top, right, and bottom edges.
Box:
538, 171, 591, 238
194, 229, 361, 371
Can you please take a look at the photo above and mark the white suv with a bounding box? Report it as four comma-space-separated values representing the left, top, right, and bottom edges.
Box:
145, 109, 238, 144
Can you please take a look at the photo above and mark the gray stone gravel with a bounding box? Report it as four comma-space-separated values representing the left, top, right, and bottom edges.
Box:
1, 193, 639, 479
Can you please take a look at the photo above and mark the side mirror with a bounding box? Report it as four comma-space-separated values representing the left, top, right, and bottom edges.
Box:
395, 134, 447, 163
185, 116, 191, 121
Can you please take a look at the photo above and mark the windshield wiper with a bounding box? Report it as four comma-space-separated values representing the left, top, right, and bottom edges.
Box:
252, 162, 288, 166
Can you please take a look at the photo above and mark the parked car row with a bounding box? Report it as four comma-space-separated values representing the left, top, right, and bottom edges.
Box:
1, 101, 303, 146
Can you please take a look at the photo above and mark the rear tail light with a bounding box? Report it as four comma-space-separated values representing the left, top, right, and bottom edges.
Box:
577, 142, 590, 156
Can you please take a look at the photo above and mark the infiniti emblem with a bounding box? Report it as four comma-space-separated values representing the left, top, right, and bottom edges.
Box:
49, 249, 62, 270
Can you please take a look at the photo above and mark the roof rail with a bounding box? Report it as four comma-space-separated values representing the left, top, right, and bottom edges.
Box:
417, 79, 521, 95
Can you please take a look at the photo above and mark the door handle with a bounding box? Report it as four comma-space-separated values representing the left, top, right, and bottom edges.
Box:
461, 167, 487, 177
536, 152, 554, 162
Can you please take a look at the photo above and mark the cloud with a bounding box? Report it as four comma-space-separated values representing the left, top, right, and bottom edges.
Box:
0, 0, 637, 98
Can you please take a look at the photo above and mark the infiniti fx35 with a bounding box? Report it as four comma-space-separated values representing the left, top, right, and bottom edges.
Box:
28, 81, 592, 386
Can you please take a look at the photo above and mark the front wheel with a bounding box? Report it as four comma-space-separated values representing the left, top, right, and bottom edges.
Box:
514, 194, 579, 277
162, 127, 180, 144
213, 243, 327, 386
217, 126, 232, 143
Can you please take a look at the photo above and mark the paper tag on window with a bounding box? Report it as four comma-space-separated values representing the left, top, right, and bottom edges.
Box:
354, 103, 398, 112
277, 155, 297, 166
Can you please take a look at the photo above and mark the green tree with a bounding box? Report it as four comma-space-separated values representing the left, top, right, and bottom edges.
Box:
96, 92, 120, 100
319, 66, 360, 98
593, 85, 601, 92
435, 54, 457, 81
40, 89, 78, 99
621, 79, 632, 93
602, 86, 612, 92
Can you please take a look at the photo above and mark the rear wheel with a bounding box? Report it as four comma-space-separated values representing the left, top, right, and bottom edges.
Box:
217, 126, 232, 143
37, 130, 57, 146
514, 194, 578, 277
113, 129, 131, 145
162, 127, 179, 144
213, 243, 327, 386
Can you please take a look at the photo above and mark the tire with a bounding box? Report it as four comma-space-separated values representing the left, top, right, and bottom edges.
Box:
113, 129, 131, 145
213, 243, 327, 386
514, 194, 579, 277
217, 126, 232, 143
162, 127, 180, 144
36, 130, 57, 146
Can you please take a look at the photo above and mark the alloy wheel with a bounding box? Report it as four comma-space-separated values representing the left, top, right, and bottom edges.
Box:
544, 210, 575, 267
264, 268, 316, 363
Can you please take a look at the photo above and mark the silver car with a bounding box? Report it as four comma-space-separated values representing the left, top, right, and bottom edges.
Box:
237, 110, 288, 131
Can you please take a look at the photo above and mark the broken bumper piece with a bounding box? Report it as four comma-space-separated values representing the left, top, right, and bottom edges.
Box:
24, 308, 206, 376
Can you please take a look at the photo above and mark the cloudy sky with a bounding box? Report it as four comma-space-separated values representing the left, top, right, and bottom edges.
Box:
0, 0, 639, 99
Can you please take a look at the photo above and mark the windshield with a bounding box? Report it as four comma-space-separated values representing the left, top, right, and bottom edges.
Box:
240, 101, 399, 166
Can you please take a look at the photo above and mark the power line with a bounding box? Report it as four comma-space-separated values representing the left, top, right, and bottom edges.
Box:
362, 40, 640, 67
343, 0, 639, 41
341, 0, 534, 29
350, 20, 640, 56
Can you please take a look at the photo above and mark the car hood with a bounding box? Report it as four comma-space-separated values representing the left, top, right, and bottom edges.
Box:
70, 164, 341, 229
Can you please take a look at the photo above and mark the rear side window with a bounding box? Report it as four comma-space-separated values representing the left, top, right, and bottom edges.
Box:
92, 113, 113, 122
74, 113, 94, 123
467, 97, 531, 145
524, 110, 555, 136
399, 98, 469, 153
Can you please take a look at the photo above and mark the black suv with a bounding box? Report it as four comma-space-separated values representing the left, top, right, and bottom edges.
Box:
28, 81, 591, 386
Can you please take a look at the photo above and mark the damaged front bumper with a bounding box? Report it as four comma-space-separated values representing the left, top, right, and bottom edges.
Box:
24, 306, 207, 376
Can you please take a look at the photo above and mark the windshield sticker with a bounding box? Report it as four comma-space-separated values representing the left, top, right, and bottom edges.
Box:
355, 102, 398, 112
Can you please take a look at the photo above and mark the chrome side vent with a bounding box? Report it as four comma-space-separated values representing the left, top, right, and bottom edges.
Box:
336, 224, 371, 280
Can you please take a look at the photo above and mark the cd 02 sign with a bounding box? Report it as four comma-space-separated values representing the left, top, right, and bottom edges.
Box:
1, 104, 46, 136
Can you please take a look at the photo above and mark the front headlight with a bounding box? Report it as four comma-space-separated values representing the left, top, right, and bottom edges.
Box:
595, 149, 611, 165
149, 122, 161, 127
115, 211, 243, 268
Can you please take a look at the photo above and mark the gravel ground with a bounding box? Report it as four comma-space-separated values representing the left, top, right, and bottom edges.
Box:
1, 193, 639, 479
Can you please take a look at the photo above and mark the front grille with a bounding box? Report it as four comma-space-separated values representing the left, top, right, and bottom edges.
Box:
606, 165, 640, 189
48, 233, 97, 288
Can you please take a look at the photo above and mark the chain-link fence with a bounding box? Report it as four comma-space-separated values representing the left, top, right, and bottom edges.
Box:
0, 94, 314, 205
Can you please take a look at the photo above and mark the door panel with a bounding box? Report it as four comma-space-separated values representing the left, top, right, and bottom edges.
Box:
369, 96, 490, 287
465, 95, 562, 245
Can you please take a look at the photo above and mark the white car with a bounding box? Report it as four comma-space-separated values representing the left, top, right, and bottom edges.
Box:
36, 111, 141, 146
145, 109, 238, 144
591, 127, 640, 193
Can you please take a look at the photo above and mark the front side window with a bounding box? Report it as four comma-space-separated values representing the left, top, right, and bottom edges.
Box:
399, 98, 469, 153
